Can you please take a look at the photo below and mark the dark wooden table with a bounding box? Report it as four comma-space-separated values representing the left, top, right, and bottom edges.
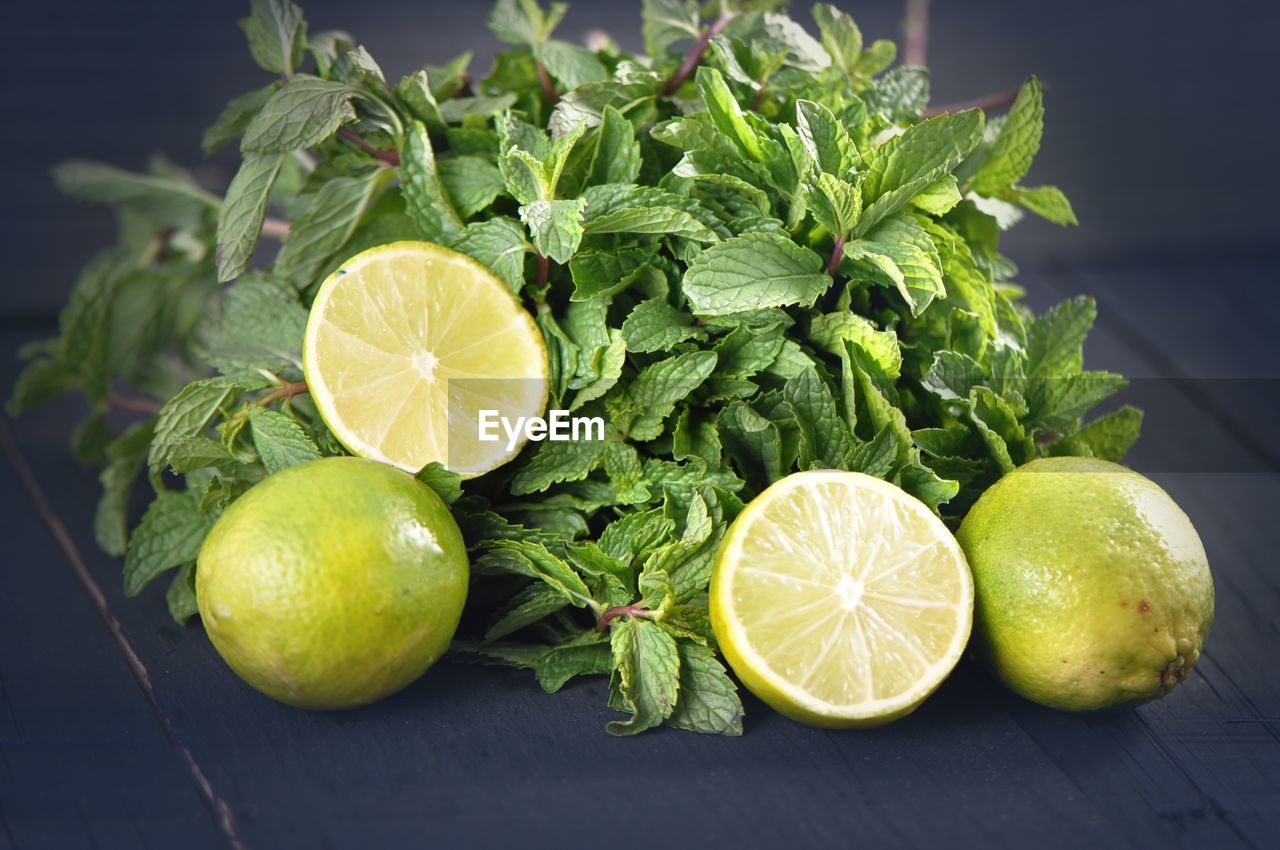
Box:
3, 258, 1278, 850
4, 1, 1279, 847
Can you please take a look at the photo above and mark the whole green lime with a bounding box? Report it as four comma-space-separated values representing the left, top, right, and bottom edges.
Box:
957, 457, 1213, 711
196, 456, 469, 709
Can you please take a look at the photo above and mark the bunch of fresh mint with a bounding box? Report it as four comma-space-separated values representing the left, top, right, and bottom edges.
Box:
9, 0, 1140, 735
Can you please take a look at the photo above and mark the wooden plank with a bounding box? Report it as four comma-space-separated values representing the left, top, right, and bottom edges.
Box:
1006, 267, 1280, 847
0, 414, 230, 848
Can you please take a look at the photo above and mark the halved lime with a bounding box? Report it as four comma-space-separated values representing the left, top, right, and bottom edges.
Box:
303, 242, 548, 476
710, 471, 973, 727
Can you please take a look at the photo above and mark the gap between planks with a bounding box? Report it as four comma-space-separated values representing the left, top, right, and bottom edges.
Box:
0, 419, 249, 850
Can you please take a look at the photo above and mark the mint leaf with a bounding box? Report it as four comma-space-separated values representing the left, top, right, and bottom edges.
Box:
713, 324, 787, 378
867, 66, 930, 120
247, 407, 320, 473
911, 174, 962, 215
239, 0, 307, 76
626, 350, 718, 441
452, 216, 530, 294
622, 298, 708, 353
241, 76, 357, 153
683, 232, 830, 315
665, 639, 743, 735
486, 584, 570, 641
123, 491, 213, 597
488, 0, 566, 45
643, 0, 702, 58
971, 78, 1043, 196
535, 641, 613, 692
588, 106, 642, 185
1052, 406, 1142, 462
695, 67, 763, 162
535, 40, 607, 89
847, 213, 944, 315
402, 120, 464, 243
520, 198, 587, 264
511, 438, 607, 495
607, 618, 680, 735
438, 157, 506, 219
216, 151, 285, 282
53, 160, 220, 227
203, 84, 280, 156
811, 3, 862, 81
584, 206, 719, 242
795, 99, 859, 176
1003, 184, 1077, 225
569, 246, 654, 300
149, 372, 274, 474
1026, 295, 1095, 379
196, 274, 308, 374
415, 462, 463, 504
856, 109, 984, 235
166, 562, 199, 626
483, 541, 594, 608
785, 367, 856, 469
274, 171, 380, 285
95, 423, 153, 557
808, 313, 902, 379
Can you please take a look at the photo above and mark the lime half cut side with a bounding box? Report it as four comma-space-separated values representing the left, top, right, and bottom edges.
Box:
303, 241, 548, 477
710, 471, 974, 727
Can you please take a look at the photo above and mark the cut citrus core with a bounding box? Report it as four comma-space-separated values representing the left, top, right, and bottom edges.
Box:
710, 471, 973, 727
303, 241, 548, 476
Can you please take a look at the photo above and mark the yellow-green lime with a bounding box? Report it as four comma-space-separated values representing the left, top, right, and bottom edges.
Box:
957, 457, 1214, 711
196, 457, 469, 710
710, 471, 974, 728
303, 241, 548, 476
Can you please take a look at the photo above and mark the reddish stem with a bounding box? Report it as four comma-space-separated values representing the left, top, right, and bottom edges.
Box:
536, 62, 559, 105
924, 86, 1024, 117
535, 253, 550, 289
258, 381, 309, 406
903, 0, 930, 66
749, 83, 768, 112
107, 394, 162, 415
661, 14, 732, 97
827, 235, 847, 277
338, 127, 401, 167
596, 604, 653, 632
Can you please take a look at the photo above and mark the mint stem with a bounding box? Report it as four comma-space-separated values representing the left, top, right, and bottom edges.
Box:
827, 235, 847, 276
107, 394, 162, 415
262, 217, 291, 240
259, 381, 309, 406
535, 253, 550, 289
536, 62, 559, 105
338, 127, 401, 167
903, 0, 930, 66
596, 604, 653, 632
924, 86, 1023, 117
661, 13, 732, 96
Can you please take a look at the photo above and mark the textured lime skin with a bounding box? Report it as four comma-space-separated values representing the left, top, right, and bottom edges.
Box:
196, 457, 469, 709
958, 457, 1213, 712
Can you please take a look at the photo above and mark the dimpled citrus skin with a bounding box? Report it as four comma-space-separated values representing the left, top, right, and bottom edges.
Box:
957, 457, 1213, 712
196, 457, 469, 709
